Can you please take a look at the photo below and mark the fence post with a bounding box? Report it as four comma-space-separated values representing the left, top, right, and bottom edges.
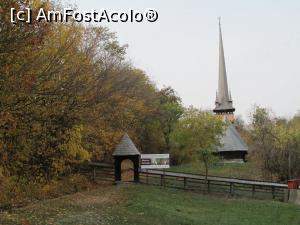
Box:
252, 185, 255, 198
184, 177, 187, 189
207, 180, 210, 193
146, 170, 149, 184
160, 174, 163, 186
163, 169, 166, 187
272, 186, 275, 199
93, 167, 96, 181
230, 182, 234, 196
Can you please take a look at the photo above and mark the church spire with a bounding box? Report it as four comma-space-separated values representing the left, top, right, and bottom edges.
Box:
214, 18, 235, 114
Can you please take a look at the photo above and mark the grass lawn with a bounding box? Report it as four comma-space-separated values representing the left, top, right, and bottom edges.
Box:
1, 184, 299, 225
168, 160, 265, 180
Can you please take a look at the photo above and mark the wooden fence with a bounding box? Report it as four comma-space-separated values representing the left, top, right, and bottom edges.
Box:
139, 169, 287, 201
80, 163, 288, 201
80, 162, 114, 182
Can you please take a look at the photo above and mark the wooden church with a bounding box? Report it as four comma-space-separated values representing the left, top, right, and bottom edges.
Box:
213, 20, 248, 162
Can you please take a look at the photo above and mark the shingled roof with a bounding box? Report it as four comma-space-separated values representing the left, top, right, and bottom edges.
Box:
217, 124, 248, 152
112, 133, 140, 156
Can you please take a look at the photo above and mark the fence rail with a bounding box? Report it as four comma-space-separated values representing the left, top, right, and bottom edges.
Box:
139, 169, 287, 201
80, 162, 114, 182
81, 163, 287, 201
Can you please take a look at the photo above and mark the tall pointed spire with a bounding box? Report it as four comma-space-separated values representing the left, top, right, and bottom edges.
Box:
213, 19, 248, 161
214, 18, 235, 114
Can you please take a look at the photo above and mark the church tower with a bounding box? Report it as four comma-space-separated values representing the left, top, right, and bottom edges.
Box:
213, 19, 235, 122
213, 19, 248, 162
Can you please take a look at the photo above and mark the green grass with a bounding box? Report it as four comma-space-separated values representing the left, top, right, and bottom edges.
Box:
1, 184, 300, 225
168, 160, 264, 180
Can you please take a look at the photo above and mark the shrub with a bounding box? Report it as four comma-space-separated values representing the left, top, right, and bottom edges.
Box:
0, 173, 92, 211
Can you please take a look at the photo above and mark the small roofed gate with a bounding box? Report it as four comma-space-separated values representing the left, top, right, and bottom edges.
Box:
113, 133, 140, 182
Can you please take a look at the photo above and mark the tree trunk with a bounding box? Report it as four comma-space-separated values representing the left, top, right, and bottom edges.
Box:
164, 124, 172, 152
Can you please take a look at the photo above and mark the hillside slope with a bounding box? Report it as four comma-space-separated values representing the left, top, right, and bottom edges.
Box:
1, 184, 299, 225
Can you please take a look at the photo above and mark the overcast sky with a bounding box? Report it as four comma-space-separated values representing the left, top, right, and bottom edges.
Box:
68, 0, 300, 121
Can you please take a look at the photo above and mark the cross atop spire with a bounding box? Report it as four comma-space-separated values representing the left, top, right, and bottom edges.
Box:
213, 19, 235, 114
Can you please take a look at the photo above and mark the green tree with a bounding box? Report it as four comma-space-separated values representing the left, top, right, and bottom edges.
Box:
170, 107, 226, 179
158, 87, 184, 152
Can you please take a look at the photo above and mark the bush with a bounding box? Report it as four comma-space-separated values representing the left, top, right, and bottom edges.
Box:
0, 173, 92, 211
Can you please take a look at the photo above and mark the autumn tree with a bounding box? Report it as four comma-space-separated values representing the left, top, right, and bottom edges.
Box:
0, 0, 185, 182
250, 107, 300, 181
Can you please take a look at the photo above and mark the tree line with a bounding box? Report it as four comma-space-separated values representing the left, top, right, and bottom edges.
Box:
249, 107, 300, 181
1, 1, 299, 207
0, 0, 185, 182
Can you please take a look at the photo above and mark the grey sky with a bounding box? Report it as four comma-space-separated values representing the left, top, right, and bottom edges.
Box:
69, 0, 300, 120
